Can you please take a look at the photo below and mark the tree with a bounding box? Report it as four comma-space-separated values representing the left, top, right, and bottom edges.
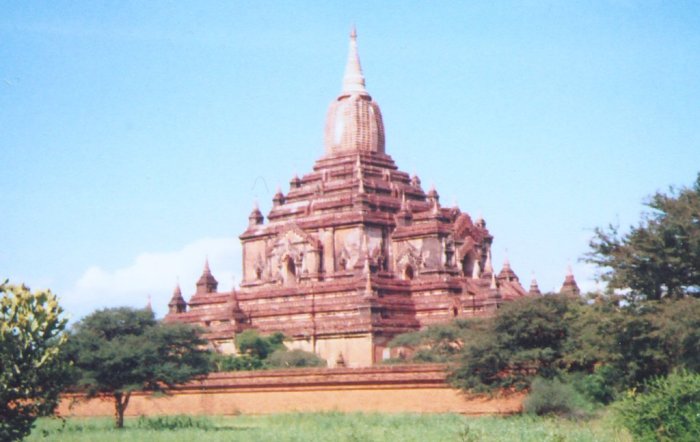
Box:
67, 307, 210, 428
586, 173, 700, 300
209, 353, 264, 372
266, 349, 327, 368
616, 370, 700, 441
450, 295, 581, 392
656, 298, 700, 372
388, 320, 479, 363
451, 294, 700, 397
0, 281, 69, 442
387, 291, 700, 401
235, 329, 285, 360
209, 331, 326, 371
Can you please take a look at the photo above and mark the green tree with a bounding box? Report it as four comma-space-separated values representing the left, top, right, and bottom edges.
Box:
67, 307, 210, 429
656, 298, 700, 372
209, 353, 264, 371
0, 281, 69, 442
596, 302, 669, 390
616, 370, 700, 441
390, 293, 700, 400
388, 320, 480, 363
586, 173, 700, 300
450, 295, 581, 392
266, 349, 327, 368
235, 329, 285, 360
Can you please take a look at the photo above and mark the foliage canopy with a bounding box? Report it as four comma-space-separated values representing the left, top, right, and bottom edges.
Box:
616, 370, 700, 441
266, 348, 326, 368
236, 329, 285, 359
449, 295, 581, 393
391, 294, 700, 400
67, 307, 210, 428
0, 281, 69, 442
209, 330, 326, 371
586, 173, 700, 300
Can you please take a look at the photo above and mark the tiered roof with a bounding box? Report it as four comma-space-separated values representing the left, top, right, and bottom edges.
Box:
164, 30, 578, 362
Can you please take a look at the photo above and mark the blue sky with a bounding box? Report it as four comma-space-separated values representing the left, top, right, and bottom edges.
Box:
1, 1, 698, 320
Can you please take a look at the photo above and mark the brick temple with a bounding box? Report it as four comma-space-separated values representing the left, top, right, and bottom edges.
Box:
165, 30, 578, 367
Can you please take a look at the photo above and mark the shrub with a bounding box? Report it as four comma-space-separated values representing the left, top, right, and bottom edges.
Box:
0, 282, 69, 442
523, 378, 581, 417
267, 349, 327, 368
135, 415, 214, 430
615, 370, 700, 441
236, 330, 285, 359
566, 366, 619, 405
450, 295, 581, 393
210, 353, 264, 371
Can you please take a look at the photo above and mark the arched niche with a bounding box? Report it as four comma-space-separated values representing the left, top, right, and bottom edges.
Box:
282, 256, 297, 286
461, 253, 475, 277
403, 265, 414, 281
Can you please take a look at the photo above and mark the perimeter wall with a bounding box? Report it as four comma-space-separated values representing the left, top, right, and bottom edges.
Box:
58, 364, 523, 416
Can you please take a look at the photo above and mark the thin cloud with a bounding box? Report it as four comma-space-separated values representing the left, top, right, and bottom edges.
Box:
63, 237, 240, 322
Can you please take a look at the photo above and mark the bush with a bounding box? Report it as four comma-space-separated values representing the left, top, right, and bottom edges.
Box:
135, 415, 214, 430
236, 330, 285, 359
266, 349, 327, 368
210, 353, 264, 371
0, 282, 69, 442
615, 370, 700, 441
523, 378, 585, 418
566, 366, 619, 405
450, 295, 581, 393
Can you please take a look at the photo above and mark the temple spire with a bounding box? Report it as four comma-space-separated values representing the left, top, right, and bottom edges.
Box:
248, 200, 264, 226
503, 252, 511, 269
341, 26, 368, 97
498, 251, 518, 283
167, 283, 187, 315
529, 273, 542, 296
196, 258, 218, 294
560, 265, 581, 297
325, 27, 385, 155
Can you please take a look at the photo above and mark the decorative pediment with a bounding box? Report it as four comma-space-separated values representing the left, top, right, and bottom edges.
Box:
266, 223, 321, 257
261, 223, 323, 282
453, 213, 474, 239
396, 242, 423, 269
277, 223, 321, 250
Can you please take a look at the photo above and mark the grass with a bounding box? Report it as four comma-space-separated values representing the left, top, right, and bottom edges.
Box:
27, 412, 632, 442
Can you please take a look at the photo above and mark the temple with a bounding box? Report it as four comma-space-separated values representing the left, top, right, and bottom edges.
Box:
165, 30, 567, 367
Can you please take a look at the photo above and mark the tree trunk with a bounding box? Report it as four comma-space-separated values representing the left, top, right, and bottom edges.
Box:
114, 392, 124, 429
113, 392, 131, 429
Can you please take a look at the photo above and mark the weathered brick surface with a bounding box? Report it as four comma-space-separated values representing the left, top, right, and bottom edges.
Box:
163, 31, 537, 367
58, 365, 523, 416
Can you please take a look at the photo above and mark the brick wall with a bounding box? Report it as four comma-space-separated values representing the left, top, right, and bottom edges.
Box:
58, 364, 523, 416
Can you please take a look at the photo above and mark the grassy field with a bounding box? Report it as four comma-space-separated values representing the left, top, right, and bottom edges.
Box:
27, 412, 631, 442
